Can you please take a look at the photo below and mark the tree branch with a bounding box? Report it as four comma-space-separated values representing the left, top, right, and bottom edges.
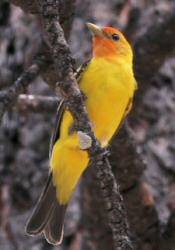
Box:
0, 63, 44, 123
15, 94, 59, 113
37, 0, 133, 249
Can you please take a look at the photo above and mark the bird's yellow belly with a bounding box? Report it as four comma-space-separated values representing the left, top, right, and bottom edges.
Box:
85, 83, 129, 147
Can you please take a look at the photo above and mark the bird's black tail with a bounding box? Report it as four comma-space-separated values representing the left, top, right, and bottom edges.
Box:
26, 173, 67, 245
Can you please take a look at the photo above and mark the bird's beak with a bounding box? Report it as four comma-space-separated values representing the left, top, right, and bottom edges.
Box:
86, 23, 103, 37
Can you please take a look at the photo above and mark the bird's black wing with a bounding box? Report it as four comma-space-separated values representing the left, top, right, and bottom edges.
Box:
26, 100, 66, 245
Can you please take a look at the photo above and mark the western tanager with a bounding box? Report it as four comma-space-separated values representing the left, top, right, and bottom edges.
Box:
26, 23, 137, 245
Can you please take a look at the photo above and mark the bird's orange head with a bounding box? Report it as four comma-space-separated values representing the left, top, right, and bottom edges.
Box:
87, 23, 133, 63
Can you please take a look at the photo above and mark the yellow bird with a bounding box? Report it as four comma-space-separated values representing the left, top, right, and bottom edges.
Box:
26, 23, 137, 245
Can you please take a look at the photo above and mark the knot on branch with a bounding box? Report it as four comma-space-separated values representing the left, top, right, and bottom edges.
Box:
77, 131, 92, 150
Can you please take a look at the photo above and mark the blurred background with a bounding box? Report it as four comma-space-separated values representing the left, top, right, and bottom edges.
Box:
0, 0, 175, 249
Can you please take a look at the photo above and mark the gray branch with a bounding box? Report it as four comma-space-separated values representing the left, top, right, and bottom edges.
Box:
37, 0, 133, 249
16, 94, 59, 113
0, 63, 42, 122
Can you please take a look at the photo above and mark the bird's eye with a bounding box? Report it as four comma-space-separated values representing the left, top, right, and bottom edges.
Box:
112, 34, 120, 41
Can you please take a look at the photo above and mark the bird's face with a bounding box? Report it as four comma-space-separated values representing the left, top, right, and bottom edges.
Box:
87, 23, 133, 62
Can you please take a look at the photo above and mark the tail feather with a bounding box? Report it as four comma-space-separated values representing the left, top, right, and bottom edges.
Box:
26, 173, 67, 245
44, 202, 67, 245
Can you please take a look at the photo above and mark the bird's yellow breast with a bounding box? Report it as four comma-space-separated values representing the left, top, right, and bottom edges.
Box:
80, 58, 135, 145
51, 57, 136, 204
